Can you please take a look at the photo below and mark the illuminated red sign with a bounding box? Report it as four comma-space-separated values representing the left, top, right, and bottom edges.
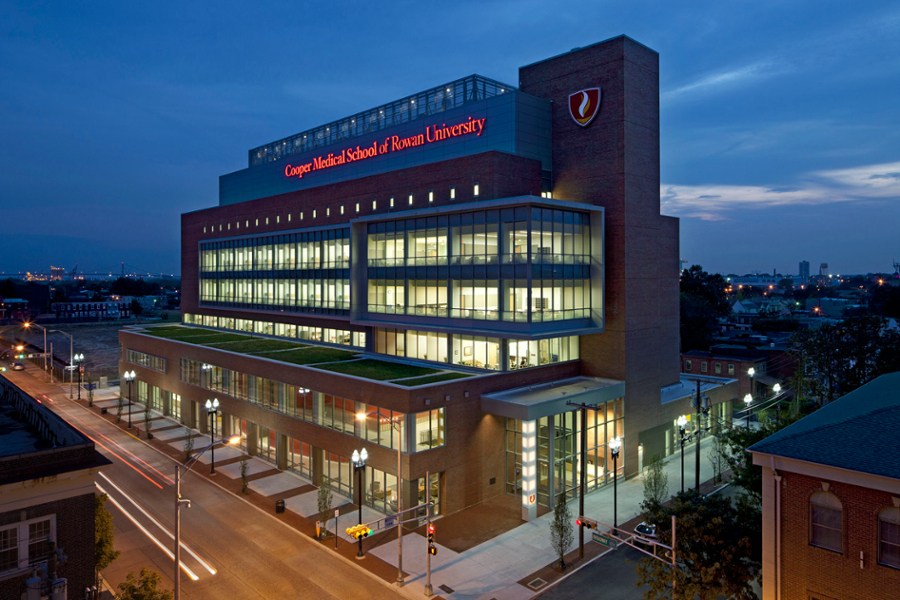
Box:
284, 116, 486, 180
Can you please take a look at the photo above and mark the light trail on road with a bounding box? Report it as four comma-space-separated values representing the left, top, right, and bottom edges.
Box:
98, 472, 217, 575
97, 482, 201, 581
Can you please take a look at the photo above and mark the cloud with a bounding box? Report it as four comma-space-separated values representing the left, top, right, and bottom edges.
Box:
663, 60, 785, 100
661, 160, 900, 220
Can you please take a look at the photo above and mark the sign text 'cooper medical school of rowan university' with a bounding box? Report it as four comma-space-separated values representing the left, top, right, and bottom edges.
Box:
284, 116, 487, 180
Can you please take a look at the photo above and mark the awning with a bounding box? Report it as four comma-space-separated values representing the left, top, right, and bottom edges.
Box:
481, 376, 625, 421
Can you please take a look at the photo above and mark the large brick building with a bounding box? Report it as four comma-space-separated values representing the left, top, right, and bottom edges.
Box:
750, 372, 900, 600
0, 375, 110, 599
119, 36, 696, 521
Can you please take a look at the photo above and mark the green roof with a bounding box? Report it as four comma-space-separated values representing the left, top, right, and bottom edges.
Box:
749, 371, 900, 480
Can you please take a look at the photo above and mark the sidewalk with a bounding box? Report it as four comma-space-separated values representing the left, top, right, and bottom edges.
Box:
73, 383, 729, 600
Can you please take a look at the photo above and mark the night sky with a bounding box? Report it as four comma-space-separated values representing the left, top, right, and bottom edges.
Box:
2, 1, 898, 277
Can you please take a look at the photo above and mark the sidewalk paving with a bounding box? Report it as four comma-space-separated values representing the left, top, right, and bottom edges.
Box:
75, 384, 730, 600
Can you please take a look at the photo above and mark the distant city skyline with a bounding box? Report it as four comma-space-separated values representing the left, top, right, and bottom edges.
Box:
1, 2, 897, 276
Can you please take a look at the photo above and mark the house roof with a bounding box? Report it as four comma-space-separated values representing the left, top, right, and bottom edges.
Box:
749, 371, 900, 480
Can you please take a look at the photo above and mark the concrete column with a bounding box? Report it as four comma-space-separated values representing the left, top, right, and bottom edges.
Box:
184, 400, 196, 429
312, 446, 323, 486
276, 433, 288, 470
198, 408, 209, 435
162, 390, 171, 417
247, 422, 258, 456
521, 419, 538, 521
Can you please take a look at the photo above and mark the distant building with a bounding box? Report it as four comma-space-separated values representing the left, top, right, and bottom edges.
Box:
0, 375, 111, 597
799, 260, 810, 281
0, 298, 35, 322
681, 350, 768, 399
51, 300, 132, 321
750, 372, 900, 600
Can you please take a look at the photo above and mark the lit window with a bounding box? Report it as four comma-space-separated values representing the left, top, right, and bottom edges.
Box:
429, 189, 434, 203
326, 207, 330, 217
450, 186, 455, 199
685, 359, 692, 371
288, 213, 291, 222
355, 202, 360, 214
219, 224, 222, 231
255, 219, 259, 226
266, 217, 269, 225
203, 226, 206, 233
474, 182, 480, 196
300, 212, 304, 220
409, 193, 413, 205
340, 205, 344, 215
810, 491, 843, 553
277, 215, 280, 224
879, 507, 900, 569
227, 223, 231, 230
390, 196, 394, 208
313, 210, 317, 219
245, 220, 249, 227
372, 199, 377, 210
236, 222, 240, 230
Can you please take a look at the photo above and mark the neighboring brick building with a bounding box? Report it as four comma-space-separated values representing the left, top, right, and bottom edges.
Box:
119, 36, 697, 521
750, 372, 900, 600
0, 375, 111, 599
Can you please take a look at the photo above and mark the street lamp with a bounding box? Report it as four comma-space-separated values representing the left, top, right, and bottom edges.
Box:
23, 322, 50, 382
73, 353, 85, 400
772, 383, 783, 418
205, 399, 220, 475
609, 436, 621, 529
356, 410, 404, 586
49, 329, 74, 398
175, 434, 240, 600
676, 416, 688, 493
351, 447, 368, 558
744, 394, 753, 428
124, 371, 136, 428
747, 367, 756, 401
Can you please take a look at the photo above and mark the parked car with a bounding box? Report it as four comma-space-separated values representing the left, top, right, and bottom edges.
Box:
11, 362, 25, 371
635, 522, 657, 539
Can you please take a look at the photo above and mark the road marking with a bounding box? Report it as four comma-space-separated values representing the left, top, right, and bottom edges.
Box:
99, 472, 217, 575
97, 482, 201, 581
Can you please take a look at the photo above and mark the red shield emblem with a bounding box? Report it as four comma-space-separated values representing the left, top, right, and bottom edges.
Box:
568, 88, 601, 127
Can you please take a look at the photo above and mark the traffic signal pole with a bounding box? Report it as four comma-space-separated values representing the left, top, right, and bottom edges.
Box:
425, 469, 433, 597
567, 400, 599, 560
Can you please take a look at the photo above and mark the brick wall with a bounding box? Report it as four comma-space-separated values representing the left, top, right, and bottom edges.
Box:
779, 471, 900, 600
0, 493, 95, 600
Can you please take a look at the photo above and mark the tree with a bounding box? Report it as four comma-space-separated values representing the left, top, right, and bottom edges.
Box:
680, 265, 730, 352
116, 394, 124, 423
130, 299, 144, 324
95, 494, 120, 587
549, 499, 575, 569
707, 436, 728, 483
144, 407, 152, 438
642, 454, 669, 507
317, 475, 333, 537
635, 490, 759, 600
183, 427, 195, 463
117, 568, 173, 600
0, 278, 17, 299
240, 455, 249, 494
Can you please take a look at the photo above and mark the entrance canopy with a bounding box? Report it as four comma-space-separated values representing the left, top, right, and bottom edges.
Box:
481, 376, 625, 421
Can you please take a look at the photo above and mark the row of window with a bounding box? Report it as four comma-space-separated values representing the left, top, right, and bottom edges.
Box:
809, 491, 900, 569
182, 313, 365, 348
200, 231, 350, 272
200, 278, 350, 311
126, 349, 167, 373
368, 279, 590, 322
179, 358, 444, 454
684, 359, 737, 376
373, 328, 579, 371
201, 182, 484, 236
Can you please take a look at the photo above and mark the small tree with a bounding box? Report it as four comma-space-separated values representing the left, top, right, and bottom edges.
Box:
549, 498, 575, 569
95, 493, 120, 587
240, 455, 249, 494
708, 436, 729, 483
117, 568, 173, 600
183, 428, 195, 463
317, 475, 333, 537
130, 299, 144, 325
642, 454, 669, 508
144, 407, 152, 439
87, 377, 94, 407
116, 394, 124, 423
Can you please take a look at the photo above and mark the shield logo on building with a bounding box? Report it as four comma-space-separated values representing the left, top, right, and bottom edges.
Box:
568, 88, 601, 127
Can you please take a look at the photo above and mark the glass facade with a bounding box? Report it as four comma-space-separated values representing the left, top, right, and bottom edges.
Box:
183, 313, 365, 348
126, 349, 167, 373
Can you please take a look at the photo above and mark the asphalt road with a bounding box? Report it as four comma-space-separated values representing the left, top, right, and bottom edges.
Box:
538, 546, 650, 600
6, 364, 403, 600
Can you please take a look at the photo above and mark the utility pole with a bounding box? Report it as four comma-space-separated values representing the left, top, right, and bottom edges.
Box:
567, 400, 600, 560
694, 379, 702, 492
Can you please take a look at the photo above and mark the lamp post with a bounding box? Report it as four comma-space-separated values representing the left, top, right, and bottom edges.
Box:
73, 353, 85, 400
744, 394, 753, 428
609, 436, 621, 529
23, 322, 50, 382
351, 448, 368, 558
124, 371, 136, 428
747, 367, 756, 401
676, 416, 688, 493
175, 435, 240, 600
205, 399, 219, 475
356, 410, 404, 586
772, 383, 782, 418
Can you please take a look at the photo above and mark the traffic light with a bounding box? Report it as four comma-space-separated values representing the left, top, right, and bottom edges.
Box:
576, 516, 598, 530
427, 523, 437, 555
345, 525, 372, 540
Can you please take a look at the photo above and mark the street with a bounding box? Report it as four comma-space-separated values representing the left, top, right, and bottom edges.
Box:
6, 365, 403, 600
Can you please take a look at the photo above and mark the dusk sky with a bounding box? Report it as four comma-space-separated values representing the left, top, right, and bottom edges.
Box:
2, 1, 898, 277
